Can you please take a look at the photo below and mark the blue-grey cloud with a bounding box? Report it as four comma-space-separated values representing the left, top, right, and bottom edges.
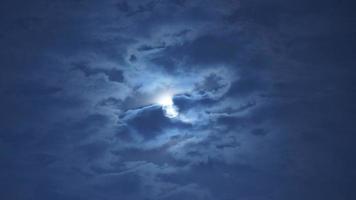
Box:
72, 61, 124, 83
1, 0, 356, 199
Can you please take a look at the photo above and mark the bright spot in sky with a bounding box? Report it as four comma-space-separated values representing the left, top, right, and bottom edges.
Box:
158, 94, 174, 106
157, 94, 179, 118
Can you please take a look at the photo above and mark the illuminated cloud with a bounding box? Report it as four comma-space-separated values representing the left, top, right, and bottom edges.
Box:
1, 0, 355, 199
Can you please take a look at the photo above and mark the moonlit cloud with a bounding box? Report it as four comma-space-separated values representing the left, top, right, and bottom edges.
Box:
1, 0, 356, 199
155, 93, 181, 119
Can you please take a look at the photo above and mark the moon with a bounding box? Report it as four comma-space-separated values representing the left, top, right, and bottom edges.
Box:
157, 93, 179, 118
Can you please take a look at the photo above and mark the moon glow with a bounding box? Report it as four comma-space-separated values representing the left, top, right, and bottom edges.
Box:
157, 94, 179, 118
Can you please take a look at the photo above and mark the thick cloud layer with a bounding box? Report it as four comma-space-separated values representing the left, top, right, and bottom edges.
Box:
1, 0, 356, 199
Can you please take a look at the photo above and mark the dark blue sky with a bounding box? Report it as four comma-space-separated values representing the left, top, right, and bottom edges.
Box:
1, 0, 356, 199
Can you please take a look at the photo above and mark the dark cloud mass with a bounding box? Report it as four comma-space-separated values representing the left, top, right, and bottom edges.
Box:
1, 0, 356, 199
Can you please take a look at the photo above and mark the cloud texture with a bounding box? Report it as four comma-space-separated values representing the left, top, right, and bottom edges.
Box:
1, 0, 356, 199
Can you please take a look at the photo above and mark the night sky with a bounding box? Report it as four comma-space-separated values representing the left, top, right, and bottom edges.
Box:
1, 0, 356, 199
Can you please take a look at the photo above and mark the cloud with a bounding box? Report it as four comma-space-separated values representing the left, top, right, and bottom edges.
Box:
97, 97, 122, 109
2, 0, 356, 199
137, 42, 166, 52
150, 34, 242, 69
157, 160, 275, 200
116, 0, 161, 17
193, 72, 231, 100
119, 105, 192, 140
72, 61, 124, 83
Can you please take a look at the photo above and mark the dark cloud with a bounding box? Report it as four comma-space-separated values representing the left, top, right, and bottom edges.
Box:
72, 62, 124, 83
97, 97, 122, 109
158, 160, 278, 200
173, 29, 191, 37
137, 42, 166, 52
121, 105, 192, 140
215, 138, 239, 149
117, 0, 161, 17
152, 34, 241, 67
173, 94, 217, 113
129, 54, 137, 62
72, 114, 110, 131
111, 140, 188, 167
1, 0, 356, 199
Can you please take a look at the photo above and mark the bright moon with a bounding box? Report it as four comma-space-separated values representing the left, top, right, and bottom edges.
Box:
157, 94, 179, 118
158, 94, 174, 106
